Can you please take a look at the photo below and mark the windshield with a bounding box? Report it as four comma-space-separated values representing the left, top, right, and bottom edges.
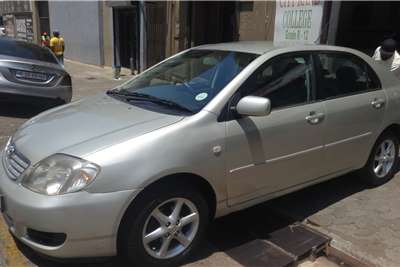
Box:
114, 49, 258, 114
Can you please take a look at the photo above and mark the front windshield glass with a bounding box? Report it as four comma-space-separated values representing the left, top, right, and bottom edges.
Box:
115, 49, 258, 114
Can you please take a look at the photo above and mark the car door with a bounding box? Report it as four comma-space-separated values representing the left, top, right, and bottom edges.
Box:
224, 53, 327, 206
314, 52, 386, 174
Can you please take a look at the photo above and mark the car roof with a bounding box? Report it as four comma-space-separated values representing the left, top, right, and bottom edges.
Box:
193, 41, 367, 56
194, 41, 277, 55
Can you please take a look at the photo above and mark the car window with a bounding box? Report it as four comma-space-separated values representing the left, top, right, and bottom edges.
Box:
0, 38, 58, 64
367, 64, 382, 89
315, 53, 379, 100
238, 53, 313, 110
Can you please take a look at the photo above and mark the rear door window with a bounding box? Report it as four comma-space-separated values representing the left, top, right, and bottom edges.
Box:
315, 52, 381, 100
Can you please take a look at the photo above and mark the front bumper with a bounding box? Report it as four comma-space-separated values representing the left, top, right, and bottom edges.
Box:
0, 156, 139, 258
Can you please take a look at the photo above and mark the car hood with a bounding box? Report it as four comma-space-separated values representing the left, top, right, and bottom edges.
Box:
12, 94, 184, 163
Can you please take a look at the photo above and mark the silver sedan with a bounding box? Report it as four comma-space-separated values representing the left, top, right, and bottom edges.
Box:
1, 41, 400, 266
0, 38, 72, 104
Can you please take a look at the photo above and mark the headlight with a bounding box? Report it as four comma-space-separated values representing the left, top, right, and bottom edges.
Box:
21, 154, 100, 195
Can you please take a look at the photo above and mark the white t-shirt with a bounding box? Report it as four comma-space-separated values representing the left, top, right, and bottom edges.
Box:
373, 46, 400, 77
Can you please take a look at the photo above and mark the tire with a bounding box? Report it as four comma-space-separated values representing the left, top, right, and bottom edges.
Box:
118, 182, 209, 267
359, 131, 399, 186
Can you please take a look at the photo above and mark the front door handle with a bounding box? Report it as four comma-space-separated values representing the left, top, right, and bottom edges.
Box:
306, 111, 325, 125
371, 98, 385, 109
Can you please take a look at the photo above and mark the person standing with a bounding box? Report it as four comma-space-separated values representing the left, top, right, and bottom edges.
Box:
373, 38, 400, 78
50, 30, 65, 66
41, 32, 50, 47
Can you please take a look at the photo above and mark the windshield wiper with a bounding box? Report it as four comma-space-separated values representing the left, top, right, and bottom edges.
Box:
108, 90, 193, 113
128, 93, 194, 113
106, 89, 132, 96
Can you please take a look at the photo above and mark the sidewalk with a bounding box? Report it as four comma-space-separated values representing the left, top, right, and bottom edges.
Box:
267, 172, 400, 267
63, 59, 133, 101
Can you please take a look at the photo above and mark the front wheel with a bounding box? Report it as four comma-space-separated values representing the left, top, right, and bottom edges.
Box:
359, 131, 399, 186
119, 184, 209, 267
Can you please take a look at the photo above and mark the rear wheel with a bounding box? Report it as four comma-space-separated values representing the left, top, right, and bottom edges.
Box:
119, 183, 209, 267
359, 131, 399, 186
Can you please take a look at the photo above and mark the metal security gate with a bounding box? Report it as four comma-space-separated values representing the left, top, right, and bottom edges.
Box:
146, 2, 167, 68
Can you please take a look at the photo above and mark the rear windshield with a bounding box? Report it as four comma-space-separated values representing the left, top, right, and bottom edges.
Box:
0, 38, 58, 63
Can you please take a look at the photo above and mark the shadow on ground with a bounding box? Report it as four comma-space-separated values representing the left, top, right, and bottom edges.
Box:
12, 172, 371, 267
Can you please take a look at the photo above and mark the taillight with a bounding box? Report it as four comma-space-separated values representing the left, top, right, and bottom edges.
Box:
60, 74, 72, 86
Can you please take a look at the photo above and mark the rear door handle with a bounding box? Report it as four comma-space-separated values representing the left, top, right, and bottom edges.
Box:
371, 98, 385, 109
305, 111, 325, 125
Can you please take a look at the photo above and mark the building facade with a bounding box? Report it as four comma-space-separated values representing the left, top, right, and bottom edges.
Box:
2, 1, 400, 72
0, 0, 36, 42
48, 1, 105, 66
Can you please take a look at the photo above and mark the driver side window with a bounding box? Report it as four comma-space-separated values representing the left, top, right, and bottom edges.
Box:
238, 53, 313, 110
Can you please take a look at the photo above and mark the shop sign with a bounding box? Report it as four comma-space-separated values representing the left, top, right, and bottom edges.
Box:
14, 15, 34, 42
274, 0, 324, 46
15, 17, 27, 40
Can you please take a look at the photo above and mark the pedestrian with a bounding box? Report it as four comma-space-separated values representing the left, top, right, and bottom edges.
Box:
50, 30, 65, 66
372, 38, 400, 78
41, 32, 50, 47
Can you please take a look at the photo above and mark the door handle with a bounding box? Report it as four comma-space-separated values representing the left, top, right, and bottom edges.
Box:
371, 98, 385, 109
305, 111, 325, 125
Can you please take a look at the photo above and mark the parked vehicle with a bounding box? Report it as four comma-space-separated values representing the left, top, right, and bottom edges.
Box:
0, 38, 72, 104
1, 41, 399, 266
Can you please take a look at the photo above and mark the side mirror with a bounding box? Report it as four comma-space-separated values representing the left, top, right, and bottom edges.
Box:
236, 96, 271, 117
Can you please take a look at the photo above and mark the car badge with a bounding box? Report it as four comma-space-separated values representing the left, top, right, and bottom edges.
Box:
6, 144, 15, 156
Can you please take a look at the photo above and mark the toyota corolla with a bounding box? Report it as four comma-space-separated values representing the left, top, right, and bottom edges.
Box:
1, 42, 400, 266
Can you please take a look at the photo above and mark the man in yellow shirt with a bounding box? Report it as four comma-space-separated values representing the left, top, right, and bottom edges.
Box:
50, 30, 65, 66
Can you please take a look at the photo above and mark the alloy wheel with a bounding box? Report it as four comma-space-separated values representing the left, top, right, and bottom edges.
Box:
373, 139, 396, 178
142, 197, 200, 259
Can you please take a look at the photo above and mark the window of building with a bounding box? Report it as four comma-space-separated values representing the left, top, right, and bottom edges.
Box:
238, 53, 313, 110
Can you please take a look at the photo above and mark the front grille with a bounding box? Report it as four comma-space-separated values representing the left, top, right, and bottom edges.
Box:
2, 143, 30, 180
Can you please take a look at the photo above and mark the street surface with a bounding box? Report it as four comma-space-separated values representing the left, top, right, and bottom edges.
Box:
0, 60, 395, 267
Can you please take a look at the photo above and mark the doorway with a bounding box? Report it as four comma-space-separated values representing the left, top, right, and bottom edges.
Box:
113, 7, 139, 70
37, 1, 50, 36
334, 1, 400, 55
188, 1, 238, 46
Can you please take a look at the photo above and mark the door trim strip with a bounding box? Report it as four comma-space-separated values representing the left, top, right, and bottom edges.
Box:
229, 132, 372, 174
325, 132, 371, 147
229, 145, 324, 174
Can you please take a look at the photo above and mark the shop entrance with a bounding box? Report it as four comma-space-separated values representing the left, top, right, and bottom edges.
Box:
334, 1, 400, 55
189, 1, 238, 46
113, 7, 139, 70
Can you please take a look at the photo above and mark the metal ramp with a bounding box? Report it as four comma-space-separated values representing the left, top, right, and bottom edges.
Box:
225, 223, 331, 267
